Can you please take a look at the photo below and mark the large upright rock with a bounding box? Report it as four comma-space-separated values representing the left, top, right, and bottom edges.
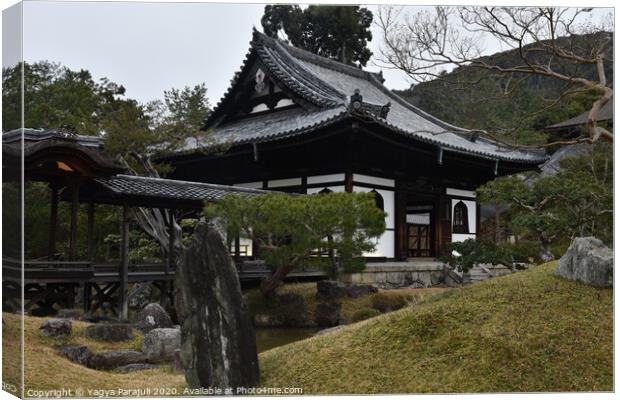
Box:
175, 223, 259, 390
555, 237, 613, 288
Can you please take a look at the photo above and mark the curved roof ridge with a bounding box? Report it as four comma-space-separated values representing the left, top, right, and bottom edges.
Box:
257, 38, 345, 106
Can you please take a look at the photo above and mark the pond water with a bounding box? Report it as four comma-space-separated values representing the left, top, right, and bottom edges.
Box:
255, 327, 319, 353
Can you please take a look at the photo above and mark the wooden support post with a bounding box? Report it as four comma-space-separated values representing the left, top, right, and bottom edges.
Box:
394, 188, 408, 261
234, 236, 241, 261
48, 185, 59, 257
69, 184, 79, 260
345, 170, 353, 193
83, 283, 91, 314
87, 202, 95, 260
119, 204, 130, 321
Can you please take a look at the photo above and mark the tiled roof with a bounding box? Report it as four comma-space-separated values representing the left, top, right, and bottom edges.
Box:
95, 174, 266, 203
185, 30, 548, 164
3, 128, 103, 148
545, 98, 613, 130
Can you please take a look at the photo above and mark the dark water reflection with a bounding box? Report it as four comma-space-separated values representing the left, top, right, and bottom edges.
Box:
255, 327, 319, 353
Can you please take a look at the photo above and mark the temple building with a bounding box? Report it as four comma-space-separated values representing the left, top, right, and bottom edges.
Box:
162, 29, 548, 261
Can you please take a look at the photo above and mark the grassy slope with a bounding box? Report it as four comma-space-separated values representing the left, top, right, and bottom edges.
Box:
259, 262, 613, 393
2, 313, 186, 395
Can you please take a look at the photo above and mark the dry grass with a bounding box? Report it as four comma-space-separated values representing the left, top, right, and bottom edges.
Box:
259, 262, 613, 393
2, 313, 186, 397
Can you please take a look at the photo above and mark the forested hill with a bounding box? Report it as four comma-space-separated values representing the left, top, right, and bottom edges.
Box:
393, 33, 613, 146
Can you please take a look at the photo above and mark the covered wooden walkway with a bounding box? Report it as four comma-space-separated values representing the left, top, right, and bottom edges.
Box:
2, 128, 286, 319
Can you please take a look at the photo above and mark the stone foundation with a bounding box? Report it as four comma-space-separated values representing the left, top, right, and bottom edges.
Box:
341, 261, 446, 288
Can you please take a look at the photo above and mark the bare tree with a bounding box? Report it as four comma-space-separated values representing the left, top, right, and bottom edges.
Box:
376, 6, 613, 146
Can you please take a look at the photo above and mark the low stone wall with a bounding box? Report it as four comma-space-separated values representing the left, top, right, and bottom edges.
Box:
341, 261, 446, 288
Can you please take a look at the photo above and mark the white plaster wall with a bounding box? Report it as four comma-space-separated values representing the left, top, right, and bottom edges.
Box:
366, 231, 395, 258
307, 173, 345, 184
234, 181, 263, 189
353, 174, 395, 187
354, 184, 395, 258
446, 188, 476, 198
268, 177, 302, 188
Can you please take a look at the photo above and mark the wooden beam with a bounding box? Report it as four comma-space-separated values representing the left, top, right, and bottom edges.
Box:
69, 184, 79, 260
119, 204, 130, 321
48, 185, 59, 257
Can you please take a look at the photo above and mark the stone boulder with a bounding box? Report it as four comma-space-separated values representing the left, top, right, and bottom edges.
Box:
142, 327, 181, 362
56, 344, 92, 366
346, 284, 378, 298
40, 318, 72, 338
175, 222, 259, 389
314, 303, 342, 327
133, 303, 174, 333
88, 350, 147, 370
316, 280, 347, 301
555, 237, 613, 288
117, 363, 159, 373
85, 323, 134, 342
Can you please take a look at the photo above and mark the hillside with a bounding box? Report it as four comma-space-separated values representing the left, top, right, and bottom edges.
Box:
259, 262, 613, 393
394, 33, 614, 146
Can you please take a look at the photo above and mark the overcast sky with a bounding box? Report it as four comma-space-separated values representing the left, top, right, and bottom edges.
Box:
4, 1, 614, 106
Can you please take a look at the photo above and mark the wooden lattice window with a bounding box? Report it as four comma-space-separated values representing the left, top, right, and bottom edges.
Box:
371, 189, 384, 211
452, 201, 469, 233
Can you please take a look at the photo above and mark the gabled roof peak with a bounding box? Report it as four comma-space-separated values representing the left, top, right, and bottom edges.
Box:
252, 29, 385, 84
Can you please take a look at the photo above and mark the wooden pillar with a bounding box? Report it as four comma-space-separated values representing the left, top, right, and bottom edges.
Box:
69, 183, 79, 260
48, 185, 59, 257
87, 202, 95, 260
119, 204, 130, 321
234, 236, 241, 261
394, 187, 408, 261
345, 171, 353, 193
83, 283, 92, 313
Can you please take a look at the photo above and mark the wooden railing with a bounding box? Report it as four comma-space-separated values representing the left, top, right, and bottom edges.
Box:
3, 257, 94, 282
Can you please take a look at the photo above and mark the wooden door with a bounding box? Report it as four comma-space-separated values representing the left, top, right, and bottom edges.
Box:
407, 224, 431, 257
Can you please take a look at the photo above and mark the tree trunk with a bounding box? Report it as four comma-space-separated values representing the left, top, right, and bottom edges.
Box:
175, 222, 259, 390
260, 264, 294, 297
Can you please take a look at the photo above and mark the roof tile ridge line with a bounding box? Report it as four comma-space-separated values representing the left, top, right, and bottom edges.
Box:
269, 41, 348, 102
368, 117, 547, 163
232, 106, 350, 145
366, 73, 471, 135
273, 36, 381, 82
260, 39, 347, 104
111, 174, 267, 194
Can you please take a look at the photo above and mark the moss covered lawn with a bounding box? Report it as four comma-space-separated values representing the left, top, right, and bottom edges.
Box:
259, 262, 613, 393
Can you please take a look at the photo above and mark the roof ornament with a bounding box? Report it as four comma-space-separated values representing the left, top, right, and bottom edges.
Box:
349, 89, 391, 120
255, 68, 266, 93
350, 89, 363, 110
